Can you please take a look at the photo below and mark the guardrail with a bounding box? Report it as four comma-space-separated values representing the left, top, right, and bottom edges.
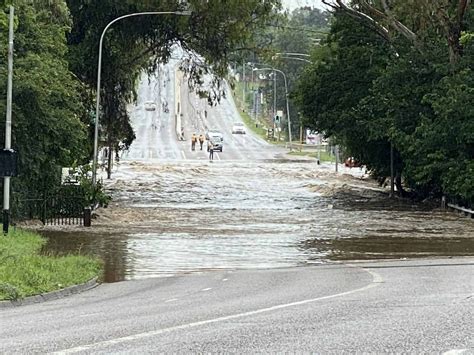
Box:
285, 143, 329, 150
446, 203, 474, 218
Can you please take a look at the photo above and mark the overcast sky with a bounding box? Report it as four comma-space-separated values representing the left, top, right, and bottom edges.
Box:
281, 0, 327, 11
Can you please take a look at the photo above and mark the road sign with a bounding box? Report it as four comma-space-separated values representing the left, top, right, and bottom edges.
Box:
0, 149, 18, 177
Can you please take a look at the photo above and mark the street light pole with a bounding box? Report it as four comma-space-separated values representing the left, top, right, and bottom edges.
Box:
253, 67, 292, 150
92, 11, 191, 187
3, 6, 14, 234
242, 60, 246, 110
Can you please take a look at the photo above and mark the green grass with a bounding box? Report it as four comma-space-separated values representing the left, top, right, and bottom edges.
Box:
0, 229, 102, 301
231, 81, 276, 141
288, 150, 336, 162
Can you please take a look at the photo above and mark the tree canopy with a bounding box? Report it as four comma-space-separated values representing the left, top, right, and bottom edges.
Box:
295, 2, 474, 205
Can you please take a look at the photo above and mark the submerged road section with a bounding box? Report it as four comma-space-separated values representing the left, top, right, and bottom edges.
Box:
43, 64, 474, 282
1, 259, 472, 353
22, 65, 473, 353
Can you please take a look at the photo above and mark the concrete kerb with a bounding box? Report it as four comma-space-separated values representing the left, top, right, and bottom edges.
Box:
0, 277, 99, 308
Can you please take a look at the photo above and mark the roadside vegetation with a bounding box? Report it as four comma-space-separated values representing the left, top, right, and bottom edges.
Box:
231, 82, 271, 140
0, 229, 102, 301
294, 2, 474, 207
0, 1, 280, 223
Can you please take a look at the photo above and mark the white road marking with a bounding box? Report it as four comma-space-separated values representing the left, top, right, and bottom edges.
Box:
201, 288, 212, 292
53, 268, 383, 354
222, 279, 228, 282
164, 298, 178, 303
442, 350, 469, 355
180, 150, 186, 160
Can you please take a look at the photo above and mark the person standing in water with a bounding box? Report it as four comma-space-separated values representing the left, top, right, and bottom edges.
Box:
209, 141, 214, 161
199, 134, 205, 150
191, 133, 197, 151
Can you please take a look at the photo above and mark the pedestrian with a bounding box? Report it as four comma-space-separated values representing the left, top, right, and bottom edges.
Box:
191, 133, 197, 151
199, 134, 205, 150
209, 141, 214, 161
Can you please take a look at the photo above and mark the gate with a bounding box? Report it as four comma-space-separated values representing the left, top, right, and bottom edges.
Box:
11, 185, 91, 227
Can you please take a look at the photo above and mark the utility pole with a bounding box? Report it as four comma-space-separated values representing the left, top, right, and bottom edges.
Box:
242, 61, 246, 110
273, 70, 276, 124
92, 11, 190, 186
3, 6, 14, 234
390, 142, 394, 197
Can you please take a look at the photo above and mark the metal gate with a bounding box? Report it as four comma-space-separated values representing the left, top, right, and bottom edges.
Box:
11, 185, 91, 227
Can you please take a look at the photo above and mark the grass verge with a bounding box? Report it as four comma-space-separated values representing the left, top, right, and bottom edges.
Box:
0, 229, 102, 301
231, 81, 274, 141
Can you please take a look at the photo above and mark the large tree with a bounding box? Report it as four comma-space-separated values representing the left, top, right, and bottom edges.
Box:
0, 1, 88, 203
297, 2, 474, 204
66, 0, 281, 176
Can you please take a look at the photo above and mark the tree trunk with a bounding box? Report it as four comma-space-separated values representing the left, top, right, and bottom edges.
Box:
447, 25, 463, 66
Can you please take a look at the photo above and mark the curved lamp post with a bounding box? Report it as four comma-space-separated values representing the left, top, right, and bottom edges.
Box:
92, 11, 191, 186
273, 52, 312, 64
253, 67, 292, 150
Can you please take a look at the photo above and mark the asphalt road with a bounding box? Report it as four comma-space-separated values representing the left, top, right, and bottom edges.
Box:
122, 61, 282, 163
12, 66, 471, 353
1, 258, 472, 353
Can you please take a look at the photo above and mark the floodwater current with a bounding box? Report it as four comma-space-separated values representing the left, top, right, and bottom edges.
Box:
41, 160, 474, 282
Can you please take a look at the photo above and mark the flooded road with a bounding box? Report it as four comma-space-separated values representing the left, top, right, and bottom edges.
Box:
41, 66, 474, 282
42, 160, 474, 282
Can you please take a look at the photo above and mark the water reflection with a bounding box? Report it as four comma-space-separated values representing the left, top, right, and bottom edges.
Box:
41, 161, 474, 282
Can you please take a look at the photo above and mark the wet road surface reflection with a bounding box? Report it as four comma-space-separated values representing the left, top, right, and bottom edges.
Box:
41, 160, 474, 282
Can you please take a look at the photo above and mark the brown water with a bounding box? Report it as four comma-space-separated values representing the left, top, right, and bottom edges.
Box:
41, 160, 474, 282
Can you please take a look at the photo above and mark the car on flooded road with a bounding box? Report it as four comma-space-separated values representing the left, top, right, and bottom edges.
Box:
232, 122, 246, 134
207, 138, 223, 152
144, 101, 156, 111
205, 129, 223, 141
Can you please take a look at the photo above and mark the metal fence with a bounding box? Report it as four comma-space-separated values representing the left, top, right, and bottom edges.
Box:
11, 185, 91, 226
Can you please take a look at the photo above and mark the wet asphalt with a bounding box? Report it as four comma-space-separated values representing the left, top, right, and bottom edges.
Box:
11, 63, 473, 353
1, 258, 472, 353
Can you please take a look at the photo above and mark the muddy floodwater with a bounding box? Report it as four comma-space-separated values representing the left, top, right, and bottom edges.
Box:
41, 160, 474, 282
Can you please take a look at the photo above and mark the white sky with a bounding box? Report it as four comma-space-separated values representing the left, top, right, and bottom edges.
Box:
281, 0, 327, 11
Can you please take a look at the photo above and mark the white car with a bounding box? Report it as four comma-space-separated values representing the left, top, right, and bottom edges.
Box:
144, 101, 156, 111
232, 122, 246, 134
205, 129, 223, 141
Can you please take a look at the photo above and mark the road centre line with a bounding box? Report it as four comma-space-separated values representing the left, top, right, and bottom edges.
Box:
54, 267, 383, 354
164, 298, 178, 303
442, 350, 470, 355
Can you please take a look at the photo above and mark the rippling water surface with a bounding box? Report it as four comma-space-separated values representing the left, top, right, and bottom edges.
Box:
42, 160, 474, 282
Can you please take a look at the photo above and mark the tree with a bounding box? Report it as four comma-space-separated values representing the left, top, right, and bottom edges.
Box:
322, 0, 471, 65
66, 0, 281, 176
0, 1, 89, 202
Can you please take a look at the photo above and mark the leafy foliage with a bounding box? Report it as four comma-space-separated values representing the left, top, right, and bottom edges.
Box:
0, 2, 90, 205
295, 6, 474, 205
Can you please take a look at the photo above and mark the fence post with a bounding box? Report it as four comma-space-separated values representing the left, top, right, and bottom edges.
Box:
83, 207, 91, 227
